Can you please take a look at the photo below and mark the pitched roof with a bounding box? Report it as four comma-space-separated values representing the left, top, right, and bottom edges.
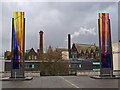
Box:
55, 48, 68, 52
25, 48, 37, 55
26, 49, 31, 54
72, 43, 98, 53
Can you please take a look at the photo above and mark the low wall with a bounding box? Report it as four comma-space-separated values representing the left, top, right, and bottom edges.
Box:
1, 70, 120, 77
77, 70, 120, 76
113, 70, 120, 76
77, 70, 100, 76
1, 71, 40, 77
25, 71, 40, 77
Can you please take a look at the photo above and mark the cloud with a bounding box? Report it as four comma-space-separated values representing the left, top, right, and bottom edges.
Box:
71, 27, 96, 39
65, 27, 96, 42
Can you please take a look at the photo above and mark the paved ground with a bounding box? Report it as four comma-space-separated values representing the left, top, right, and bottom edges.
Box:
2, 76, 119, 88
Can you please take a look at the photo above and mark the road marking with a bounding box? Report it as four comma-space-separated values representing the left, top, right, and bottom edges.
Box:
59, 76, 79, 88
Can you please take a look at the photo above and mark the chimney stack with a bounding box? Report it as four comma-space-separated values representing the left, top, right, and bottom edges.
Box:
68, 34, 71, 58
39, 31, 43, 54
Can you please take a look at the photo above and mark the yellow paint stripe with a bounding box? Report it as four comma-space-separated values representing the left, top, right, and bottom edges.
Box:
17, 12, 20, 62
105, 13, 108, 52
18, 12, 20, 50
17, 12, 21, 68
13, 12, 16, 36
14, 13, 24, 20
21, 12, 24, 51
21, 12, 24, 68
100, 13, 103, 50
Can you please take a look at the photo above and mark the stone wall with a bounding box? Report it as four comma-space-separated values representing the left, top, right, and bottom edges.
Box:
1, 70, 120, 77
1, 71, 40, 77
77, 70, 120, 76
25, 71, 40, 77
113, 70, 120, 76
77, 70, 100, 76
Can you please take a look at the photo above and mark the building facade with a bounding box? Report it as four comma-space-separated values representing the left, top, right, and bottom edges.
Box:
4, 51, 11, 60
69, 59, 100, 75
112, 42, 120, 71
25, 48, 39, 60
62, 51, 69, 60
4, 48, 39, 60
71, 43, 100, 60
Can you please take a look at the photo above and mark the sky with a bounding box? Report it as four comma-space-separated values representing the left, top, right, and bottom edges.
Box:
0, 1, 118, 56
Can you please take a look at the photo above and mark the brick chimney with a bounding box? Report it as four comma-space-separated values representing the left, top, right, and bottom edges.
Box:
39, 31, 43, 54
68, 34, 71, 58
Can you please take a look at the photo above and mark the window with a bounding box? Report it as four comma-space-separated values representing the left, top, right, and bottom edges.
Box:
93, 62, 100, 65
32, 55, 34, 59
35, 56, 37, 59
29, 65, 32, 68
32, 64, 34, 68
29, 56, 31, 59
25, 64, 29, 68
69, 64, 71, 68
71, 64, 78, 68
78, 64, 82, 68
72, 54, 75, 59
80, 50, 81, 53
25, 64, 35, 69
93, 69, 100, 71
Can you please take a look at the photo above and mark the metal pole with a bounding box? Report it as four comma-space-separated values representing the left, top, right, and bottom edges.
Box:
109, 19, 113, 76
23, 18, 25, 77
11, 18, 14, 78
98, 19, 102, 76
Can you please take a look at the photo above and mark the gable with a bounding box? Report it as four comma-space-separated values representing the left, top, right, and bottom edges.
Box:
26, 48, 38, 57
72, 43, 98, 53
72, 44, 77, 52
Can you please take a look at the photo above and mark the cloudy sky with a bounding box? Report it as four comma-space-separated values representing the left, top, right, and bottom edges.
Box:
1, 1, 118, 56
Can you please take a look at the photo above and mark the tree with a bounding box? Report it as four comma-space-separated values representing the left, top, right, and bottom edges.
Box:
40, 45, 69, 76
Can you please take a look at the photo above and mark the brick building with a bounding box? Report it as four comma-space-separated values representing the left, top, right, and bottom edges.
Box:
25, 48, 39, 60
4, 48, 39, 60
71, 43, 100, 60
4, 51, 11, 60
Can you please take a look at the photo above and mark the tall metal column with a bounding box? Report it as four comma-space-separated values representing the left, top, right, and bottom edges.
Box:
11, 12, 25, 78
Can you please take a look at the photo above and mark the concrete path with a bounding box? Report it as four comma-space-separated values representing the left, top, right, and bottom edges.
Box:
2, 76, 118, 88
